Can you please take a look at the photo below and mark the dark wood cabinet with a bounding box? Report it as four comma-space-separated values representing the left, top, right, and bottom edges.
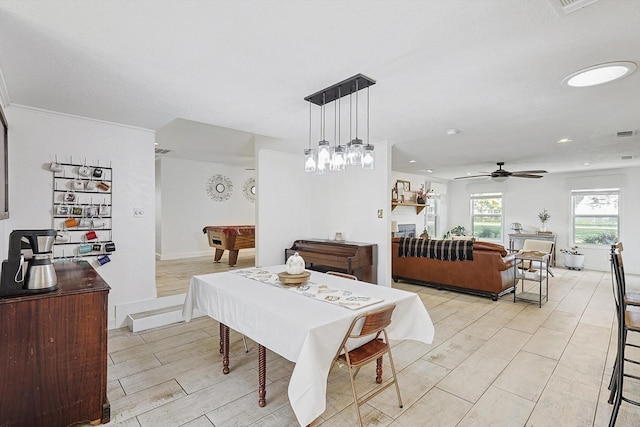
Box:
0, 261, 110, 427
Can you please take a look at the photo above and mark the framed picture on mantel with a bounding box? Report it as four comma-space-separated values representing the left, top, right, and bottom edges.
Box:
396, 180, 410, 192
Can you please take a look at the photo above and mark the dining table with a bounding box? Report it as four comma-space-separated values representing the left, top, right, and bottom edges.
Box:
182, 265, 435, 426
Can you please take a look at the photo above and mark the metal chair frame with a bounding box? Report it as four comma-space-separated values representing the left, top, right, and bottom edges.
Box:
330, 304, 402, 426
608, 242, 640, 426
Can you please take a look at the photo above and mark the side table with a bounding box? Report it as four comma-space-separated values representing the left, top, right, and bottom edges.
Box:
513, 251, 550, 307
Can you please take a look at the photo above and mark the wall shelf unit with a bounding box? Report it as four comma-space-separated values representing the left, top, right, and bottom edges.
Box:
391, 202, 426, 215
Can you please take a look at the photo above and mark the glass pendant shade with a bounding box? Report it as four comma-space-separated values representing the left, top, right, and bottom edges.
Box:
317, 140, 331, 168
304, 148, 317, 173
348, 138, 364, 166
362, 144, 374, 170
331, 145, 346, 171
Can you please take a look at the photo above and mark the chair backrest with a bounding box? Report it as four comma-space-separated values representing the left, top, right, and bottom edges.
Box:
611, 242, 625, 310
333, 304, 396, 365
522, 239, 553, 253
611, 243, 626, 330
348, 304, 395, 338
327, 271, 358, 280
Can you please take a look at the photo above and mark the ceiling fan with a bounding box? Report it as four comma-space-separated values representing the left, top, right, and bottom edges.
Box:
454, 162, 547, 180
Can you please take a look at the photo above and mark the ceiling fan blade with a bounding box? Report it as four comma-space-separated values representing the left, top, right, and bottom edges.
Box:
511, 170, 547, 174
454, 174, 491, 180
510, 173, 545, 178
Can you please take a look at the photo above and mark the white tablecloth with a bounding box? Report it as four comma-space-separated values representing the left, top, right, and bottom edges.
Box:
182, 266, 434, 426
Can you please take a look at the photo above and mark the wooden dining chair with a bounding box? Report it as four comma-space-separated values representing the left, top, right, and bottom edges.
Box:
326, 271, 358, 280
608, 242, 640, 426
330, 304, 402, 426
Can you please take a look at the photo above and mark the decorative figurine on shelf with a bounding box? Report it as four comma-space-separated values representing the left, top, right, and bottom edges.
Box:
391, 186, 398, 202
538, 209, 550, 232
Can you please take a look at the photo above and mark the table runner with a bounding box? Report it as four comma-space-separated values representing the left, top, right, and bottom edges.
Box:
231, 268, 383, 310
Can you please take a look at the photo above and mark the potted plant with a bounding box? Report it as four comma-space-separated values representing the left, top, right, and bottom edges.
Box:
443, 225, 466, 239
561, 246, 585, 270
538, 208, 550, 231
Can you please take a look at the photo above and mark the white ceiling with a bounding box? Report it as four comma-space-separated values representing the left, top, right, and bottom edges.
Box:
0, 0, 639, 180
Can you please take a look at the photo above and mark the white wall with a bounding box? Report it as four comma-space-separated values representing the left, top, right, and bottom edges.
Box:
447, 167, 640, 273
2, 105, 156, 326
156, 156, 255, 260
255, 149, 310, 267
257, 142, 393, 286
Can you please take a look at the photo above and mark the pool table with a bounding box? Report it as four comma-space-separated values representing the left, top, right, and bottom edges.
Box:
202, 225, 255, 266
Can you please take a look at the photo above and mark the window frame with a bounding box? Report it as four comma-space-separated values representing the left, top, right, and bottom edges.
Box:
470, 192, 503, 242
571, 188, 619, 246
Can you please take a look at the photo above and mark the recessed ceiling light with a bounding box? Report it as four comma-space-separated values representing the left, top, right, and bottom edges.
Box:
563, 61, 637, 87
154, 142, 159, 146
583, 162, 591, 166
557, 138, 573, 144
409, 160, 417, 163
426, 169, 433, 173
446, 128, 461, 135
466, 172, 472, 176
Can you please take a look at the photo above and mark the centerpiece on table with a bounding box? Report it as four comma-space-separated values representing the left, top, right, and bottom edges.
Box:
279, 252, 311, 285
561, 246, 585, 270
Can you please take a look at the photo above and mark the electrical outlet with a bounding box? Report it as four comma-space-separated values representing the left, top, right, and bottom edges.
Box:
377, 209, 383, 218
133, 208, 144, 218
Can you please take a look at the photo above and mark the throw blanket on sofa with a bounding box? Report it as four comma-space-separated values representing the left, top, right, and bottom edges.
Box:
398, 237, 473, 261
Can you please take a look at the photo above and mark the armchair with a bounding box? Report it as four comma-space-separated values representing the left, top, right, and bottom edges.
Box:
519, 239, 554, 277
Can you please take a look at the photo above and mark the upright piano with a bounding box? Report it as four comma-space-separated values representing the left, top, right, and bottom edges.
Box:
285, 239, 378, 284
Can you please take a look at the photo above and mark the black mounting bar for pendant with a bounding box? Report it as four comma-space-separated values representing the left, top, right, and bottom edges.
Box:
304, 74, 376, 106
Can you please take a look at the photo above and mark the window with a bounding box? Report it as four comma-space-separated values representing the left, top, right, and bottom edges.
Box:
572, 189, 619, 245
470, 193, 502, 240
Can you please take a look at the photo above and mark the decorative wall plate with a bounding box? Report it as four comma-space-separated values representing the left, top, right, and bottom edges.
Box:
206, 175, 233, 201
244, 177, 256, 202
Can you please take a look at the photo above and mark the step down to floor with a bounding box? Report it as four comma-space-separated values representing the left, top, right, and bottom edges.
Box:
127, 304, 205, 332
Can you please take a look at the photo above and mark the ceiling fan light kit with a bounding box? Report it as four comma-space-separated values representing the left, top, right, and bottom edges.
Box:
454, 162, 548, 181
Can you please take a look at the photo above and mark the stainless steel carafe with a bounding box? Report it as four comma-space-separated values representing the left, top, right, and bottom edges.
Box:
1, 229, 58, 296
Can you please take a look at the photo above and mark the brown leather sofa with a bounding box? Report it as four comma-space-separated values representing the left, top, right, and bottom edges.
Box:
392, 237, 515, 300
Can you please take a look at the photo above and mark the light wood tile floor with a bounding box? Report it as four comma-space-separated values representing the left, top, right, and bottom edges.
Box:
96, 261, 640, 426
155, 249, 256, 297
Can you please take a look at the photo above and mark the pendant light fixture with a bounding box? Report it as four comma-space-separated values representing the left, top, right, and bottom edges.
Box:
304, 74, 376, 174
331, 87, 346, 171
304, 101, 317, 173
362, 86, 374, 170
316, 93, 331, 174
347, 79, 364, 167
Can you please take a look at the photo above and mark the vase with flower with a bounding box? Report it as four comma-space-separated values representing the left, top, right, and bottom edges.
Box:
416, 184, 432, 205
538, 208, 550, 232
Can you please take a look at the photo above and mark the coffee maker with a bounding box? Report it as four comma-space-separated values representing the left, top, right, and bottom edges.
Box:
1, 229, 58, 296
